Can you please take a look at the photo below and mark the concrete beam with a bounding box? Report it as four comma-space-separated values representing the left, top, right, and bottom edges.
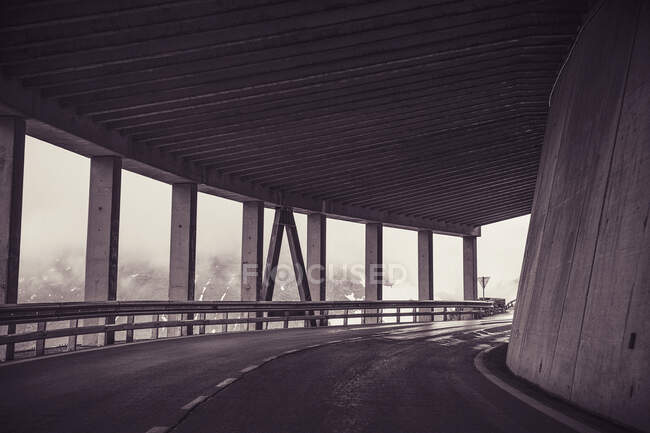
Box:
168, 183, 197, 337
0, 117, 24, 361
284, 209, 311, 302
306, 213, 326, 301
84, 156, 121, 346
463, 236, 478, 300
417, 230, 434, 322
240, 201, 263, 302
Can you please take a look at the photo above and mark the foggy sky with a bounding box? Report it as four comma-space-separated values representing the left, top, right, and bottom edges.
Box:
20, 136, 529, 301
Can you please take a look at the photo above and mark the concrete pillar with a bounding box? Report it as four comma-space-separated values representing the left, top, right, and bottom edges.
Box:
0, 117, 25, 361
507, 3, 649, 429
417, 230, 434, 322
307, 213, 326, 301
84, 156, 121, 346
365, 223, 382, 324
241, 201, 264, 301
463, 236, 478, 300
168, 183, 197, 337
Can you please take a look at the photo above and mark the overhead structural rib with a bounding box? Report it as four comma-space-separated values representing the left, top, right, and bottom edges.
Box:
0, 0, 591, 234
0, 73, 477, 236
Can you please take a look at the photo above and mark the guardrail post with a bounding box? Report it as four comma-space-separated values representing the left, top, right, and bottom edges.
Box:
222, 313, 228, 333
343, 309, 349, 326
151, 315, 159, 340
105, 315, 115, 345
125, 315, 134, 343
396, 307, 401, 323
0, 117, 25, 362
3, 324, 16, 361
67, 320, 78, 352
34, 322, 46, 356
198, 313, 205, 335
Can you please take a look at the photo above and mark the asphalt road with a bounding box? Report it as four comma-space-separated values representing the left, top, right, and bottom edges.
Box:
0, 314, 592, 433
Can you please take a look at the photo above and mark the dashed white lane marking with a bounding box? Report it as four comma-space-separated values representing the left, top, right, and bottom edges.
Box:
216, 377, 237, 388
283, 349, 298, 354
181, 395, 207, 410
306, 344, 320, 349
427, 336, 464, 346
474, 346, 601, 433
327, 339, 343, 344
240, 364, 259, 373
145, 427, 169, 433
347, 336, 364, 341
473, 343, 492, 351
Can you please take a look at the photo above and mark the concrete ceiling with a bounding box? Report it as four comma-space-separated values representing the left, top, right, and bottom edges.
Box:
0, 0, 591, 235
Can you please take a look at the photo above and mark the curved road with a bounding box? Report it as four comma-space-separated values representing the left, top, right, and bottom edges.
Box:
0, 314, 595, 433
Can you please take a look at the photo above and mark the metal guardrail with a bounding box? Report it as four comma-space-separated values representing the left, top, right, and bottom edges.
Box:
0, 300, 496, 361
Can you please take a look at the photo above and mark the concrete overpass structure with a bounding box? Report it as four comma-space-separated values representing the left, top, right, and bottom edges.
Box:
0, 1, 648, 432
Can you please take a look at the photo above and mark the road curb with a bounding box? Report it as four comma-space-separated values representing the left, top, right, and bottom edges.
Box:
474, 344, 601, 433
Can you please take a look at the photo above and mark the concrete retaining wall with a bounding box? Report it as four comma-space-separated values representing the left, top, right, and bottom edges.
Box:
506, 1, 649, 431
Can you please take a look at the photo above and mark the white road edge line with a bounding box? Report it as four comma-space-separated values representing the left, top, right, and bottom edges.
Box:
216, 377, 237, 388
240, 364, 259, 373
283, 349, 298, 354
145, 427, 170, 433
181, 395, 207, 410
262, 355, 278, 362
474, 346, 601, 433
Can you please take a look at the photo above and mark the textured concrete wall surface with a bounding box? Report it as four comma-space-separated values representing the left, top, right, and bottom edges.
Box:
506, 1, 649, 431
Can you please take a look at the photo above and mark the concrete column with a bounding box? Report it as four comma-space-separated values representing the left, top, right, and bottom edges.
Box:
307, 213, 326, 301
417, 230, 434, 322
365, 223, 382, 324
241, 201, 264, 302
463, 236, 478, 300
84, 156, 121, 346
168, 183, 197, 337
0, 117, 25, 361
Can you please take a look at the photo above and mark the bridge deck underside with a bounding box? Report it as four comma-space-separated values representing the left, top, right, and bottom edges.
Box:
0, 0, 590, 230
